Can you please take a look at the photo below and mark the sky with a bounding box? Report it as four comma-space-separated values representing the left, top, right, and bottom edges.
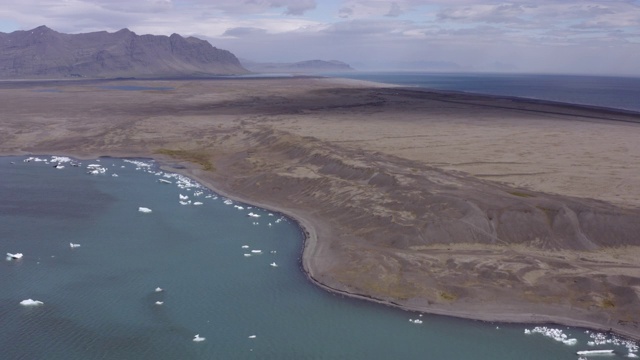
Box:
1, 0, 639, 75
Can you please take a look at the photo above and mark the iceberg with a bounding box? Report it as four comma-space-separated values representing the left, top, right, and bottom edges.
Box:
138, 207, 152, 213
69, 243, 81, 248
7, 252, 23, 259
193, 334, 205, 342
20, 299, 44, 306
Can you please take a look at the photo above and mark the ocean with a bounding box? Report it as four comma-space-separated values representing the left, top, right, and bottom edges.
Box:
324, 72, 640, 113
1, 156, 636, 359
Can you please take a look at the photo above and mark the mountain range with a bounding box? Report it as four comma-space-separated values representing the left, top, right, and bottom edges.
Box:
0, 26, 248, 79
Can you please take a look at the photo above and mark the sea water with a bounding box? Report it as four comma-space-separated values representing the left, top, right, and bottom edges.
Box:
325, 72, 640, 113
1, 156, 637, 359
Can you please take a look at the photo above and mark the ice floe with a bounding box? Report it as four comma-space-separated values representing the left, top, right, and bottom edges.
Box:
155, 287, 163, 292
7, 252, 23, 259
270, 262, 278, 267
193, 202, 203, 206
251, 250, 262, 254
158, 179, 172, 184
138, 207, 152, 213
193, 334, 206, 342
248, 335, 256, 339
155, 301, 164, 305
409, 319, 423, 324
241, 245, 249, 249
248, 212, 260, 218
524, 326, 577, 346
20, 299, 44, 306
69, 243, 81, 248
584, 330, 638, 355
179, 194, 189, 200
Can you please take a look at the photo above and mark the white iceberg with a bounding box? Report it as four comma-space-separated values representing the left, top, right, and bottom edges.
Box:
155, 287, 163, 292
247, 212, 260, 218
69, 243, 81, 248
138, 207, 152, 213
155, 301, 164, 305
193, 202, 203, 206
20, 299, 44, 306
251, 250, 262, 254
248, 335, 256, 339
193, 334, 206, 342
7, 252, 23, 259
270, 262, 278, 267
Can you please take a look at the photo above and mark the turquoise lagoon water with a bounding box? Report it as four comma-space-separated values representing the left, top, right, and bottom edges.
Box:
1, 156, 636, 359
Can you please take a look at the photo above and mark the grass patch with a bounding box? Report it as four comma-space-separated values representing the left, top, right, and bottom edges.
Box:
439, 291, 457, 302
602, 298, 615, 308
509, 191, 535, 198
155, 148, 214, 171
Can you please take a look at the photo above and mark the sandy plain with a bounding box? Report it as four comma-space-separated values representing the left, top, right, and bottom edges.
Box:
1, 77, 640, 339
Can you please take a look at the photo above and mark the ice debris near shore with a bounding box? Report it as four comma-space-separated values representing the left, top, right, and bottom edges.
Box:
524, 326, 577, 346
409, 319, 423, 324
584, 330, 638, 355
20, 299, 44, 306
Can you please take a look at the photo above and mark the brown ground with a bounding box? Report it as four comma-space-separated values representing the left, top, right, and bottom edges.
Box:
2, 77, 640, 338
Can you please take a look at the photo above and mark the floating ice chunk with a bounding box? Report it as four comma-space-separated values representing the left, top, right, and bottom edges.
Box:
248, 335, 256, 339
138, 207, 152, 213
223, 199, 233, 205
576, 350, 614, 355
241, 245, 249, 249
409, 319, 423, 324
155, 287, 163, 292
193, 334, 205, 342
69, 243, 81, 248
268, 213, 274, 216
155, 301, 164, 305
158, 179, 172, 184
247, 212, 260, 218
7, 252, 23, 259
270, 250, 277, 254
251, 250, 262, 254
270, 262, 278, 267
268, 223, 272, 227
244, 254, 252, 257
234, 205, 244, 210
563, 338, 578, 346
20, 299, 43, 306
179, 194, 189, 200
193, 191, 203, 197
54, 164, 65, 169
179, 201, 190, 205
111, 173, 118, 177
193, 202, 203, 206
524, 329, 531, 334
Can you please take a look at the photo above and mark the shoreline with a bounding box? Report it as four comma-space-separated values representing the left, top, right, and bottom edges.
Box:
2, 77, 640, 341
3, 151, 638, 341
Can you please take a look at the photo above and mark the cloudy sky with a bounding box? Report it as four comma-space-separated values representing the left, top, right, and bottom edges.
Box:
1, 0, 639, 75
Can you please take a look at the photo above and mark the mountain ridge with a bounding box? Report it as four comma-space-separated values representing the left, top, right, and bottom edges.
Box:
0, 26, 248, 79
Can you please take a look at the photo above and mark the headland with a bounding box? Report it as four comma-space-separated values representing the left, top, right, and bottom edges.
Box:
2, 77, 640, 339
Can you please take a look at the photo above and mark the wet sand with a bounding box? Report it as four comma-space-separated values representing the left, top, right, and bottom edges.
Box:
2, 77, 640, 339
